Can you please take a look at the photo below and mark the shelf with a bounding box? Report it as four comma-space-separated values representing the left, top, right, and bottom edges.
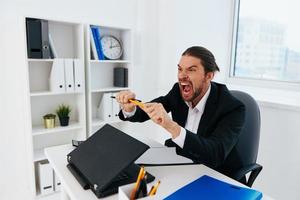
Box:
35, 191, 60, 200
32, 121, 83, 136
28, 58, 54, 62
92, 118, 122, 127
34, 149, 46, 162
30, 91, 83, 97
90, 60, 130, 63
91, 87, 130, 93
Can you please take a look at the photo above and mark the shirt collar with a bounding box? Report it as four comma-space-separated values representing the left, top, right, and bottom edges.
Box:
185, 83, 211, 113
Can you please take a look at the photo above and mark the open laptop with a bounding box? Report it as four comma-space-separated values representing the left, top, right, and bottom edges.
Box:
67, 124, 155, 198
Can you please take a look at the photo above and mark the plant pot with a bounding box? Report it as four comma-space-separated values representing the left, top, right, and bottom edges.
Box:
43, 114, 56, 128
44, 118, 55, 128
59, 116, 70, 126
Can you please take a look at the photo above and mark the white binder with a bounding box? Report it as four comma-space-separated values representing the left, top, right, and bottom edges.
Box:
112, 92, 120, 120
38, 161, 54, 195
98, 92, 113, 121
73, 59, 84, 93
54, 172, 61, 192
49, 59, 65, 93
64, 59, 75, 93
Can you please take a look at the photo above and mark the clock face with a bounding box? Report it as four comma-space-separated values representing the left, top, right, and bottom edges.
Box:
100, 35, 123, 60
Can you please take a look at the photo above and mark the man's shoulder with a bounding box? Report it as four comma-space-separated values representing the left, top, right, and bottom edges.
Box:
211, 82, 244, 109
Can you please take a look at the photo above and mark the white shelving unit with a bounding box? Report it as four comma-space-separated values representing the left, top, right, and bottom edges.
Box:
85, 24, 132, 135
25, 17, 86, 199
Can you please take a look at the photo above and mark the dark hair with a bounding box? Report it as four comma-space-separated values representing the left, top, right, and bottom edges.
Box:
182, 46, 220, 73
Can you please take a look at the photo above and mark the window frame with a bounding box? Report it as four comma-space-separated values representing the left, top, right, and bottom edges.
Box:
227, 0, 300, 91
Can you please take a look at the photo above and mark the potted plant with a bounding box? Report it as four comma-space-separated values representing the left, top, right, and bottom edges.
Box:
43, 113, 56, 128
56, 104, 71, 126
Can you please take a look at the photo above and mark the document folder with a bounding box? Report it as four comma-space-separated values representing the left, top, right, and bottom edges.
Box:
26, 18, 51, 59
67, 124, 155, 198
164, 175, 262, 200
49, 59, 65, 93
73, 59, 84, 93
64, 59, 74, 93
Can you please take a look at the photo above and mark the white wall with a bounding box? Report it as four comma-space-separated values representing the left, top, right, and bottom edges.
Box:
157, 0, 233, 94
256, 105, 300, 200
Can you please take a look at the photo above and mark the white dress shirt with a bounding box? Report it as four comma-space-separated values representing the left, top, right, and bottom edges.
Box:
122, 84, 211, 149
172, 84, 211, 148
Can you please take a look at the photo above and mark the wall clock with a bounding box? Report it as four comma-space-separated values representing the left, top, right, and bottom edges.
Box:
100, 35, 123, 60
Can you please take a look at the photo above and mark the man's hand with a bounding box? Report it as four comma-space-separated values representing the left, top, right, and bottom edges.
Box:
116, 90, 136, 112
142, 103, 181, 139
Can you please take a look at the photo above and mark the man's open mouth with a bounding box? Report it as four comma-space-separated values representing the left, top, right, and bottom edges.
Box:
180, 82, 193, 97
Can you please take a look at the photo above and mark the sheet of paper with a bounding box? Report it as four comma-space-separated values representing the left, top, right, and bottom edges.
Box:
135, 147, 193, 165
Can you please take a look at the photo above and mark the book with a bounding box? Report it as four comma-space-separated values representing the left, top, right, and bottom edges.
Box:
90, 26, 105, 60
89, 27, 98, 60
164, 175, 263, 200
96, 27, 105, 60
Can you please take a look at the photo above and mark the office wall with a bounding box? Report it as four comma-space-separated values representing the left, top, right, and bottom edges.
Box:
156, 0, 233, 94
154, 0, 300, 200
255, 105, 300, 200
114, 0, 162, 144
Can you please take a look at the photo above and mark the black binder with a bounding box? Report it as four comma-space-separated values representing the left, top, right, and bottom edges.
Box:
113, 67, 128, 87
67, 124, 155, 198
26, 18, 51, 59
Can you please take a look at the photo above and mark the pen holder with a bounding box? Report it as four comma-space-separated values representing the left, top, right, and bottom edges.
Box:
119, 183, 155, 200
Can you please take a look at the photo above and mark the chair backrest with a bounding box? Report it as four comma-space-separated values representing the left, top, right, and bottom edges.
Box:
230, 90, 261, 166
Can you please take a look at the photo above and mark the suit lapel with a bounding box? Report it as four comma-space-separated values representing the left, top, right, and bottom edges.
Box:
177, 99, 189, 127
197, 82, 218, 136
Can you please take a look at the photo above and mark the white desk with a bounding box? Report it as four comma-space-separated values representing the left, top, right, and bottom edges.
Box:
45, 144, 273, 200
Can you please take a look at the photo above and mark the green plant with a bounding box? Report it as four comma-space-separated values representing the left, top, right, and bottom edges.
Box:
56, 104, 71, 118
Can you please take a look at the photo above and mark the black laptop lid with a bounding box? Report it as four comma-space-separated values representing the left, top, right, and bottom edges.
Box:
67, 124, 149, 192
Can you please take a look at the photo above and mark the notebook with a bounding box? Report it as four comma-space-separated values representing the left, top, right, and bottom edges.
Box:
67, 124, 155, 198
164, 175, 262, 200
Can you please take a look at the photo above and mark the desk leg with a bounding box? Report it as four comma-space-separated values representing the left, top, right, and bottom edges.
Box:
60, 186, 70, 200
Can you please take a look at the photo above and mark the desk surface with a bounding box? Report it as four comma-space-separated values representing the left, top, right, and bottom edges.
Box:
45, 144, 273, 200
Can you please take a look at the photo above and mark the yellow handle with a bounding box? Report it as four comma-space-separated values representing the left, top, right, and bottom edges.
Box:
129, 99, 145, 108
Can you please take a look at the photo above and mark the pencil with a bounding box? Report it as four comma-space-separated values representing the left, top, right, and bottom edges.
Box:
110, 96, 142, 102
130, 166, 144, 200
129, 99, 145, 108
148, 180, 161, 196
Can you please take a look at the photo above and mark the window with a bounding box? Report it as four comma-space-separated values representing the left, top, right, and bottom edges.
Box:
231, 0, 300, 82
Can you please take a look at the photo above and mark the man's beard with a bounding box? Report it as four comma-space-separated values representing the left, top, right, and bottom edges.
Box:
186, 86, 202, 102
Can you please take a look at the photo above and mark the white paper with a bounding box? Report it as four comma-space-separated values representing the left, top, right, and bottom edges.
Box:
135, 147, 193, 165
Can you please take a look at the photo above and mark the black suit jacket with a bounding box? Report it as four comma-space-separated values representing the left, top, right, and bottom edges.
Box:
119, 82, 245, 177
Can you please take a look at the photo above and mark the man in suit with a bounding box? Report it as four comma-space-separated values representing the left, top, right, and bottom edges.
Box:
116, 46, 245, 179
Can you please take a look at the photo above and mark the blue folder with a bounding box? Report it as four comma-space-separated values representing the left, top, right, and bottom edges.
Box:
164, 175, 262, 200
